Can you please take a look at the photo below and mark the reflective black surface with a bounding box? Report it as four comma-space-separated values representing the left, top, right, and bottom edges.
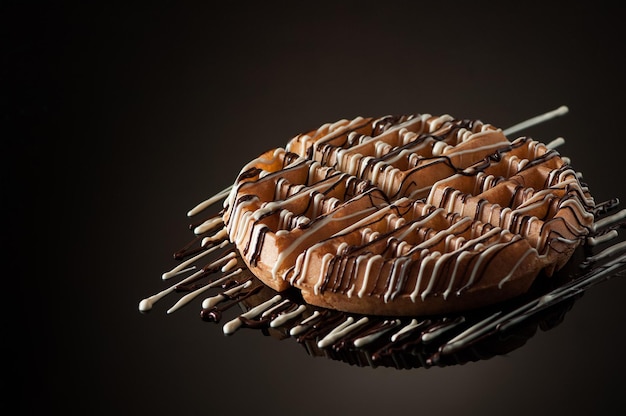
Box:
7, 2, 626, 415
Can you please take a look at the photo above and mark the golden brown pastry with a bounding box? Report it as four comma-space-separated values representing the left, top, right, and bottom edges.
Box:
221, 113, 595, 316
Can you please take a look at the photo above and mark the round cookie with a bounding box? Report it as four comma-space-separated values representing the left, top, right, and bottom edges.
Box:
222, 113, 595, 316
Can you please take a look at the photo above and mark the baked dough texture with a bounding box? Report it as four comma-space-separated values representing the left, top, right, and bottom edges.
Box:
222, 114, 595, 316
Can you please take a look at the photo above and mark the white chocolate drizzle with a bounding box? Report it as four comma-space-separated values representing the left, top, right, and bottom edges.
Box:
162, 240, 228, 280
187, 185, 233, 217
223, 295, 283, 335
317, 316, 369, 348
502, 105, 569, 136
167, 269, 243, 314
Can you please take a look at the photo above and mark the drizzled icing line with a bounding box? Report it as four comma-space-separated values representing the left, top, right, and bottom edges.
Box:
167, 268, 244, 314
502, 106, 569, 136
187, 185, 233, 217
223, 295, 283, 335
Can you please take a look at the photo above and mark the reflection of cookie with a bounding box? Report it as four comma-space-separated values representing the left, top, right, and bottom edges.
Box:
223, 113, 595, 316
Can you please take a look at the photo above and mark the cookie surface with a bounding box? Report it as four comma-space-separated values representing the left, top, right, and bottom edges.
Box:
222, 113, 595, 316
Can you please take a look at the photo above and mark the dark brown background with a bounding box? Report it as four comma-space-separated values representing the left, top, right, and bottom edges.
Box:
5, 1, 626, 414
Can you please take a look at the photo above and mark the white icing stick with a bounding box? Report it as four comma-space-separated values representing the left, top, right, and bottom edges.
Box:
166, 269, 243, 314
317, 317, 369, 349
584, 240, 626, 265
545, 137, 565, 149
139, 287, 175, 312
139, 268, 206, 312
289, 311, 321, 336
270, 305, 308, 328
353, 319, 400, 348
187, 185, 233, 217
221, 257, 238, 273
440, 312, 502, 354
588, 230, 618, 246
163, 266, 196, 278
201, 228, 228, 247
261, 299, 291, 318
593, 209, 626, 233
421, 317, 465, 343
201, 278, 251, 309
193, 216, 224, 235
390, 319, 420, 342
223, 295, 283, 335
162, 240, 229, 280
502, 105, 569, 136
